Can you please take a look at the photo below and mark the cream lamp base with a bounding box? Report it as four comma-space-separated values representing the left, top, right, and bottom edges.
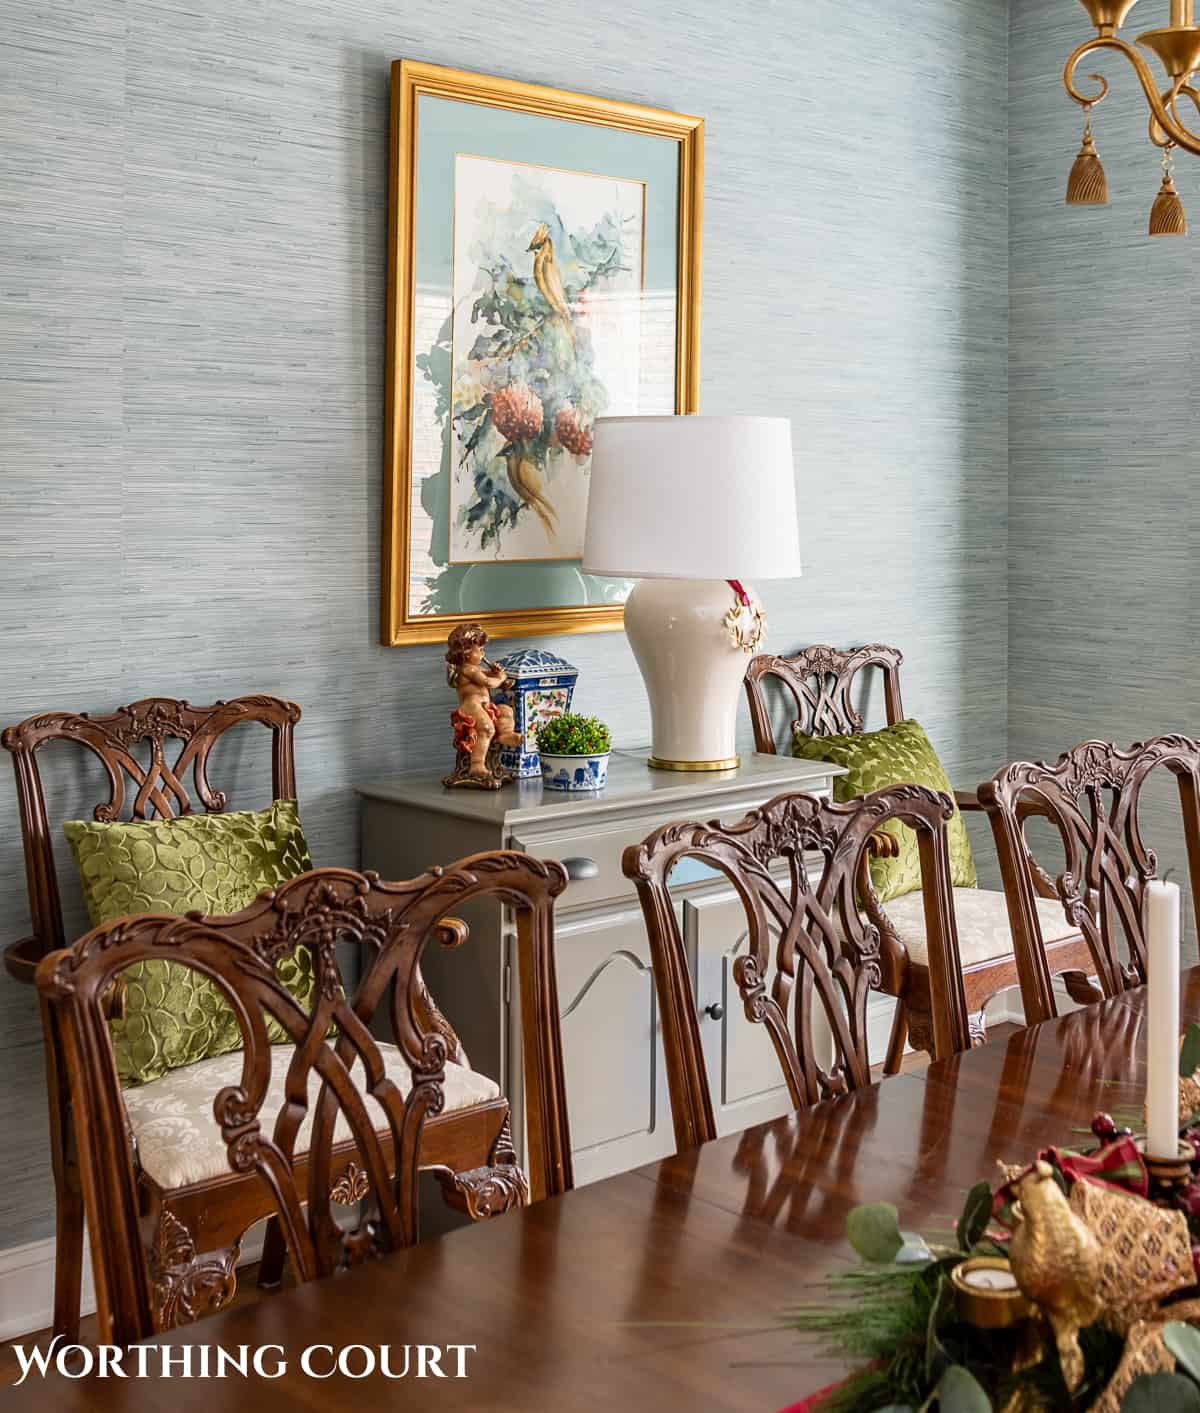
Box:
623, 578, 765, 771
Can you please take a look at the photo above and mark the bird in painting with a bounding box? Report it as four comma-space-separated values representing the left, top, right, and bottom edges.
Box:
505, 450, 557, 537
527, 223, 576, 347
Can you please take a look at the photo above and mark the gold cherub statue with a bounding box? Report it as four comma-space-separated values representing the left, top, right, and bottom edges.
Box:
443, 623, 522, 790
1008, 1159, 1105, 1392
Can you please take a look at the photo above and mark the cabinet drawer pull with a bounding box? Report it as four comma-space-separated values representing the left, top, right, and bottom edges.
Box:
562, 856, 600, 881
703, 1002, 725, 1021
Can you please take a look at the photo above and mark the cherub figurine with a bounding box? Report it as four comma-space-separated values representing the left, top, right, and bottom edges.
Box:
443, 623, 523, 790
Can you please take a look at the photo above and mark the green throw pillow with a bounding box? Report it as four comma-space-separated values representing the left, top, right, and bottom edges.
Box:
792, 719, 977, 904
64, 800, 315, 1086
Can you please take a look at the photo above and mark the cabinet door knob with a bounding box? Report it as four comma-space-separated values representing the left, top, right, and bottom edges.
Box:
703, 1002, 725, 1021
562, 856, 600, 881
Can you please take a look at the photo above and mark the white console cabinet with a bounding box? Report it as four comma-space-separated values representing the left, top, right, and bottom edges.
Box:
358, 751, 843, 1185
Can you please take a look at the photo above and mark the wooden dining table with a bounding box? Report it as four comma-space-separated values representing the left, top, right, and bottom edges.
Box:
19, 972, 1189, 1412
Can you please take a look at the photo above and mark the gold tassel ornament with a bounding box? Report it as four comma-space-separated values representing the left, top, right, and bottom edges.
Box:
1149, 148, 1188, 236
1066, 109, 1108, 205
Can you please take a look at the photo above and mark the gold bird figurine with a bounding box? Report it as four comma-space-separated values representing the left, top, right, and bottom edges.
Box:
1008, 1160, 1105, 1393
527, 223, 575, 347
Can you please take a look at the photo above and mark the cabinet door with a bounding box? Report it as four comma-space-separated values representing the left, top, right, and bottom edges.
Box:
552, 903, 676, 1187
685, 886, 835, 1138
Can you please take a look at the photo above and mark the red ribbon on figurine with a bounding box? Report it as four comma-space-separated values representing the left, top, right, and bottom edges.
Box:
992, 1135, 1148, 1229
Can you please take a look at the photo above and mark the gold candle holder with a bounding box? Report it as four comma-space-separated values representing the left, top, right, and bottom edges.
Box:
1136, 1136, 1193, 1191
950, 1257, 1034, 1329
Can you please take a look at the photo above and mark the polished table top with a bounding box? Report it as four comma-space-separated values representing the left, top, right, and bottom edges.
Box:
23, 974, 1187, 1412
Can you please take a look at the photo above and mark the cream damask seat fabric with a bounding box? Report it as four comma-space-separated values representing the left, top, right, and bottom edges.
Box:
878, 887, 1079, 969
123, 1044, 500, 1190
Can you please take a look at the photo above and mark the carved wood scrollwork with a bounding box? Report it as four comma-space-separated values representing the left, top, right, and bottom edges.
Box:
330, 1162, 371, 1205
744, 643, 905, 754
623, 784, 971, 1152
148, 1210, 239, 1332
979, 735, 1200, 1025
435, 1117, 530, 1219
2, 694, 302, 966
444, 1165, 530, 1220
36, 855, 569, 1345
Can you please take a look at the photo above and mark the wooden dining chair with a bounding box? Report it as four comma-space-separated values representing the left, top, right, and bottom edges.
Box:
33, 859, 569, 1345
744, 643, 1094, 1072
622, 784, 972, 1151
3, 695, 571, 1340
978, 735, 1200, 1024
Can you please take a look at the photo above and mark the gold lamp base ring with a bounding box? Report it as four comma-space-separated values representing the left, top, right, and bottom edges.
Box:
647, 755, 740, 773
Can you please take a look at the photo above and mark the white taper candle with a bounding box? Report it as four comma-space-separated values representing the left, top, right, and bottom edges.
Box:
1146, 879, 1182, 1159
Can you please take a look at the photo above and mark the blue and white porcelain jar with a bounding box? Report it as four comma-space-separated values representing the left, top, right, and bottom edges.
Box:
492, 649, 580, 780
539, 749, 611, 793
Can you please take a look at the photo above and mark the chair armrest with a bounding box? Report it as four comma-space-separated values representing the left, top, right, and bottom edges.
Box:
410, 918, 470, 1068
3, 937, 39, 986
954, 788, 986, 814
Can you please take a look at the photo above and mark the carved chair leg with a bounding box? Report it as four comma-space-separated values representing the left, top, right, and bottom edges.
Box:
1060, 969, 1105, 1008
434, 1118, 530, 1222
149, 1210, 239, 1332
905, 1006, 936, 1063
44, 1014, 84, 1341
256, 1215, 287, 1292
52, 1166, 85, 1343
882, 1000, 909, 1076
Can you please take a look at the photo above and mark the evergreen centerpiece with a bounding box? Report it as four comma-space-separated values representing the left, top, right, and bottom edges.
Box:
787, 1028, 1200, 1412
537, 713, 612, 793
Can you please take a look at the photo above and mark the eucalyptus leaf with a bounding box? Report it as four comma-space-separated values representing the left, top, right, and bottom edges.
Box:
956, 1181, 993, 1251
934, 1364, 990, 1412
1122, 1371, 1200, 1411
1164, 1322, 1200, 1385
1181, 1024, 1200, 1079
846, 1202, 904, 1263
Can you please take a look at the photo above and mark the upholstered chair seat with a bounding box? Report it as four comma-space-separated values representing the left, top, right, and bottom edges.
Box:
874, 888, 1077, 970
123, 1047, 502, 1190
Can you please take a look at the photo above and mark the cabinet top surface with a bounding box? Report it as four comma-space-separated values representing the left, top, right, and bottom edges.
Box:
356, 751, 843, 828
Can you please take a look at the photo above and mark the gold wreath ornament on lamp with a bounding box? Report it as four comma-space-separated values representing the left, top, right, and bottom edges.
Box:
1064, 0, 1200, 234
583, 416, 802, 773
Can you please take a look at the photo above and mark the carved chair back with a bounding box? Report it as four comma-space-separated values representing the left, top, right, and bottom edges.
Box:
978, 736, 1200, 1023
34, 857, 568, 1346
744, 644, 905, 755
622, 785, 970, 1151
3, 695, 300, 972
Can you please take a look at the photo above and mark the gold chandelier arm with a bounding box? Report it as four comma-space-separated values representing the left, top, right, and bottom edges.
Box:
1064, 35, 1200, 155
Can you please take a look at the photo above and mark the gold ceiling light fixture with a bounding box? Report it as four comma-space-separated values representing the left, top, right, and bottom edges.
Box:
1064, 0, 1200, 235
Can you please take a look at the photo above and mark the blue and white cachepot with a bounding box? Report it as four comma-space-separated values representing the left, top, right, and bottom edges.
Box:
493, 648, 579, 780
540, 750, 611, 793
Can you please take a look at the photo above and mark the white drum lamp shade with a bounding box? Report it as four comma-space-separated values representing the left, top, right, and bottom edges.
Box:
583, 416, 802, 771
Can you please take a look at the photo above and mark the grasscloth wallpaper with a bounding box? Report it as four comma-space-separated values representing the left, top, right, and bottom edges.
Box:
1008, 1, 1200, 944
0, 0, 1008, 1249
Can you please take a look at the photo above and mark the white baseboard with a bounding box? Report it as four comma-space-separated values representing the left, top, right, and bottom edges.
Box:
0, 1225, 265, 1344
0, 1235, 95, 1345
988, 977, 1086, 1028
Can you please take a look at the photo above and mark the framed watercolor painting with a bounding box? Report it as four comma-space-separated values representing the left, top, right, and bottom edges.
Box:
382, 60, 703, 646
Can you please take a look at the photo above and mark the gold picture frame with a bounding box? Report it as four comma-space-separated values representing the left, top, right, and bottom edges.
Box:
382, 59, 704, 646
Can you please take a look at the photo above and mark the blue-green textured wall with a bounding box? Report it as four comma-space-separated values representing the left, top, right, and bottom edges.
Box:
0, 0, 1009, 1247
1008, 1, 1199, 940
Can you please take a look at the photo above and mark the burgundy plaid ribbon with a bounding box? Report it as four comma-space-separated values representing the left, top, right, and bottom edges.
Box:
992, 1136, 1147, 1229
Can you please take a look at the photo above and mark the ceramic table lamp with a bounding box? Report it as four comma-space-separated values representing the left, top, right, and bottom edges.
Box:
582, 415, 801, 771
